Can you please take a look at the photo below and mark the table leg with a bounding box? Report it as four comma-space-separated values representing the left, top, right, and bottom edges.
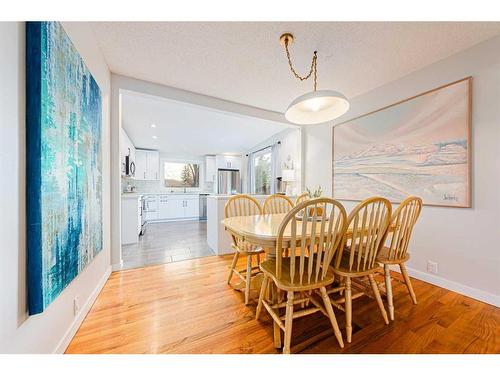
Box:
265, 249, 282, 348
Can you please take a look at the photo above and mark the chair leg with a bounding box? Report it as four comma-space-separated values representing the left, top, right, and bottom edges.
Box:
384, 265, 395, 321
272, 284, 282, 348
345, 277, 352, 343
400, 263, 417, 304
227, 251, 239, 284
319, 287, 344, 348
283, 291, 295, 354
255, 275, 269, 320
244, 255, 252, 305
369, 274, 389, 324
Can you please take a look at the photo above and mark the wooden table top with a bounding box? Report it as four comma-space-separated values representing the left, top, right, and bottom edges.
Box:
222, 213, 395, 246
222, 213, 289, 242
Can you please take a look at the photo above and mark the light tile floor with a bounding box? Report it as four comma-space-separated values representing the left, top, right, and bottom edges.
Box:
121, 220, 214, 269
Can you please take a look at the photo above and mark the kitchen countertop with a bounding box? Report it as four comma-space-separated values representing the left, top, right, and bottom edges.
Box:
128, 192, 212, 196
208, 194, 294, 200
121, 193, 143, 199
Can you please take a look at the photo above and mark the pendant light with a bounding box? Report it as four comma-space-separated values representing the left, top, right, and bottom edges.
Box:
280, 33, 349, 125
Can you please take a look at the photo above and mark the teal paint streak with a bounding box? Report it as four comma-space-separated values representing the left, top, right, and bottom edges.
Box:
33, 22, 102, 310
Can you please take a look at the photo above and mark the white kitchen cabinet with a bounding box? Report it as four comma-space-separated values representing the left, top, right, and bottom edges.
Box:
158, 195, 183, 219
121, 195, 142, 245
144, 195, 159, 221
205, 155, 216, 182
135, 150, 148, 180
216, 155, 241, 170
152, 194, 200, 221
184, 197, 200, 218
135, 149, 160, 180
147, 151, 160, 180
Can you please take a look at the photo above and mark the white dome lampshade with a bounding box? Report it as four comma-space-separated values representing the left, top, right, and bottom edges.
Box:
285, 89, 350, 125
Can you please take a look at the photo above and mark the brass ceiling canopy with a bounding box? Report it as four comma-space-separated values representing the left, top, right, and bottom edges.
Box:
279, 32, 349, 125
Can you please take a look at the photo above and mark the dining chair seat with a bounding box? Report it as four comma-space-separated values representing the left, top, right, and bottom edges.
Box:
332, 252, 380, 278
377, 246, 410, 264
231, 242, 264, 255
260, 258, 335, 292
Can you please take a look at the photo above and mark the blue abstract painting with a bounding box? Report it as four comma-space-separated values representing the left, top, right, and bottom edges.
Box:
26, 22, 102, 315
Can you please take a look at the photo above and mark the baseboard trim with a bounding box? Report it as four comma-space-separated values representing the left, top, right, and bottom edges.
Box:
53, 266, 112, 354
405, 266, 499, 307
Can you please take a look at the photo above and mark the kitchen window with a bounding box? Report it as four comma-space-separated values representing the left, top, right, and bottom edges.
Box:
164, 162, 200, 188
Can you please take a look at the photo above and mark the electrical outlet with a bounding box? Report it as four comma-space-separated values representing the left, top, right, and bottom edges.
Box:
73, 296, 80, 316
427, 261, 438, 275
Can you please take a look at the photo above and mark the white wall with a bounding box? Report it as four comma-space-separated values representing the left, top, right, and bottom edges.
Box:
0, 22, 111, 353
303, 35, 500, 306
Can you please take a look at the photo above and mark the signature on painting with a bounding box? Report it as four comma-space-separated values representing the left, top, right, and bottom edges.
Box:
443, 193, 458, 201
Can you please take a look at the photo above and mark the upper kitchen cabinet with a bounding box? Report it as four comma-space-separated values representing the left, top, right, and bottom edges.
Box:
135, 149, 160, 180
146, 151, 160, 180
215, 155, 241, 170
205, 155, 216, 182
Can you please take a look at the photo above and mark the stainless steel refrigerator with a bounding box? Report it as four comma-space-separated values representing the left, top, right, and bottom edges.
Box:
217, 169, 241, 194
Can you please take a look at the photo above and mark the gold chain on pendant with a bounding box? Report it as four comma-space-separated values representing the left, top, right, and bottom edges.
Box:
284, 37, 318, 91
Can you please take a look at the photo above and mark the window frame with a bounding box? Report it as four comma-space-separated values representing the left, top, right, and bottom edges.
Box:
251, 146, 273, 195
163, 161, 201, 188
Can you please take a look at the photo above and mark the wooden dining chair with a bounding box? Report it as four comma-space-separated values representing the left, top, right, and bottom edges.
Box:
263, 194, 294, 214
377, 196, 422, 320
225, 194, 265, 305
294, 192, 310, 206
256, 198, 348, 354
328, 197, 392, 343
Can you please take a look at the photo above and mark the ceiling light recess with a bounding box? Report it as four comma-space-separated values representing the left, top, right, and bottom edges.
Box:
280, 33, 349, 125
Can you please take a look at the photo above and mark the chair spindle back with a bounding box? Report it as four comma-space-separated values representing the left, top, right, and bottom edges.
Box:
335, 197, 392, 272
276, 198, 348, 286
386, 196, 422, 260
225, 194, 262, 218
294, 192, 310, 206
263, 194, 294, 214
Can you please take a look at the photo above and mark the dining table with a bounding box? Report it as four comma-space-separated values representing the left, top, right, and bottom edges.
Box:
221, 212, 397, 348
222, 212, 395, 250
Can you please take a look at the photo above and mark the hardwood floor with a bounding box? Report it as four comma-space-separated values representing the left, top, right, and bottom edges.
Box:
66, 254, 500, 354
121, 221, 214, 269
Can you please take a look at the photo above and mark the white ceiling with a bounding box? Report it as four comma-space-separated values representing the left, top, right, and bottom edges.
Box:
93, 22, 500, 113
121, 91, 292, 157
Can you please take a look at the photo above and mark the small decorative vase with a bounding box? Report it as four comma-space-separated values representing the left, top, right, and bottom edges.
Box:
308, 206, 323, 217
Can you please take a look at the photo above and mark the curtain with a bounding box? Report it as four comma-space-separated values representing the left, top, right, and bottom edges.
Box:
270, 142, 281, 194
246, 154, 254, 194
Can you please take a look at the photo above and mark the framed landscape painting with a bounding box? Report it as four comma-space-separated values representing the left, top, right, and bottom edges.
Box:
333, 78, 471, 208
26, 22, 103, 314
